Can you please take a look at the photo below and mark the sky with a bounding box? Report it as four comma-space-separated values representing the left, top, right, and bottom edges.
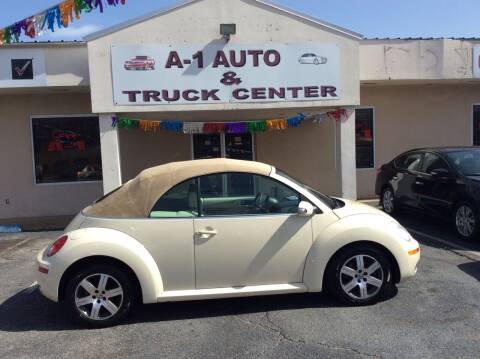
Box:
0, 0, 477, 41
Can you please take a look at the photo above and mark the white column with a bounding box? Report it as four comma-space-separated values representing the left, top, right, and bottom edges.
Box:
99, 114, 122, 194
335, 107, 357, 199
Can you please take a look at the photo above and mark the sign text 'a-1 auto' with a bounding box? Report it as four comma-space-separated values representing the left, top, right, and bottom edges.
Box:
111, 43, 341, 105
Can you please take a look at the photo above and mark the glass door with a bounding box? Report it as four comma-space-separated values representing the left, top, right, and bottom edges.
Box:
192, 133, 254, 161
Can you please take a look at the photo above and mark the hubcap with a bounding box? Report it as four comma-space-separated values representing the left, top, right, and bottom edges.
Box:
456, 205, 476, 238
383, 190, 394, 213
340, 255, 384, 300
74, 273, 124, 321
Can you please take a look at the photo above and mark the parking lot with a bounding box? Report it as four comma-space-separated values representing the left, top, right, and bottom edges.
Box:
0, 211, 479, 359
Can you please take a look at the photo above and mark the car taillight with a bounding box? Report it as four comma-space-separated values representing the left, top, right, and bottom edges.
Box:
46, 235, 68, 257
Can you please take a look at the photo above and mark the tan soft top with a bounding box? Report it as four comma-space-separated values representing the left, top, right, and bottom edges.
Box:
84, 158, 273, 218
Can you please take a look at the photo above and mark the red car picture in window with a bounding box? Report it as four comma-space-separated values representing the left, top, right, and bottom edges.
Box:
124, 56, 155, 71
47, 129, 86, 152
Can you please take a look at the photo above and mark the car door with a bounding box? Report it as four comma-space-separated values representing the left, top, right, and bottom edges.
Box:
193, 172, 313, 289
391, 152, 424, 208
116, 178, 198, 292
415, 152, 456, 217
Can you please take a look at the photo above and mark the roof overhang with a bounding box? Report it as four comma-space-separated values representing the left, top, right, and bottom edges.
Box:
84, 0, 364, 42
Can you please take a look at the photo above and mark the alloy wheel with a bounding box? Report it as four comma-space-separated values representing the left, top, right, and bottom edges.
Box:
456, 205, 476, 238
382, 189, 394, 214
74, 273, 124, 321
339, 255, 384, 300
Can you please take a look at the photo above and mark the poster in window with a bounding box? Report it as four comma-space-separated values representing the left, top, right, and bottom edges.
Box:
11, 59, 34, 80
32, 116, 102, 184
355, 108, 375, 169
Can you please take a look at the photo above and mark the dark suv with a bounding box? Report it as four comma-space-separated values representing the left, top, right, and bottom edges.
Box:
376, 147, 480, 241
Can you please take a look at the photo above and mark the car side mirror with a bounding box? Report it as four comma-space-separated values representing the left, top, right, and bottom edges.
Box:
297, 201, 315, 217
430, 168, 450, 178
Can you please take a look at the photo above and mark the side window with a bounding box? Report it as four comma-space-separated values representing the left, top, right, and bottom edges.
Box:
421, 153, 449, 174
198, 173, 301, 216
150, 179, 198, 218
396, 153, 422, 172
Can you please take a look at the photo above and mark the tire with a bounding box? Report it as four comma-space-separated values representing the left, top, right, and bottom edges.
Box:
65, 264, 135, 328
453, 201, 479, 242
314, 58, 320, 65
326, 246, 395, 305
381, 187, 396, 215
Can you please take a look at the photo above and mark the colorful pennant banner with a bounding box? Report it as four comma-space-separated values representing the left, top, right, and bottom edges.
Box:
111, 109, 348, 134
0, 0, 126, 45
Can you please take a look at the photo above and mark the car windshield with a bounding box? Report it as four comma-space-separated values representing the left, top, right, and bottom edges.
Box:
276, 169, 337, 208
445, 149, 480, 176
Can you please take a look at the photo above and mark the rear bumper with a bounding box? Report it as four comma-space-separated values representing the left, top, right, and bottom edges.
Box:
36, 248, 59, 302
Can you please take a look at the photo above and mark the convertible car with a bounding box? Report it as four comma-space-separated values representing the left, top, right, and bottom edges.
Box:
36, 159, 420, 327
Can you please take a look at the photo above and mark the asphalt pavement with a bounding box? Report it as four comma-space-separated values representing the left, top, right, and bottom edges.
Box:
0, 213, 479, 359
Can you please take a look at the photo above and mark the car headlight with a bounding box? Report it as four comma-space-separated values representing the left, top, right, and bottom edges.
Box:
392, 223, 412, 242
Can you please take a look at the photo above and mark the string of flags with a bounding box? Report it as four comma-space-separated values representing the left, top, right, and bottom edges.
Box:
0, 0, 127, 45
111, 109, 348, 134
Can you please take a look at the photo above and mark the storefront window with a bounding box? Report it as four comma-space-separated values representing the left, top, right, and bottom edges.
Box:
31, 116, 102, 184
473, 105, 480, 146
355, 108, 375, 169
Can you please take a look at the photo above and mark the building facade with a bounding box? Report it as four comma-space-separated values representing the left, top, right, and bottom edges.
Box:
1, 0, 480, 228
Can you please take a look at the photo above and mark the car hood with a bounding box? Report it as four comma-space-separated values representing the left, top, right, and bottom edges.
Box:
332, 199, 391, 219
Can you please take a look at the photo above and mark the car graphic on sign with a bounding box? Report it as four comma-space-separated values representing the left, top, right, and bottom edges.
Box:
298, 53, 328, 65
124, 56, 155, 71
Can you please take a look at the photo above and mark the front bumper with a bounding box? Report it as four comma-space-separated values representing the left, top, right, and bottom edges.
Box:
36, 248, 59, 302
398, 239, 421, 281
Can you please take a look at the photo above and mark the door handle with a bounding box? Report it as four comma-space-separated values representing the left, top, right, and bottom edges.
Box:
195, 228, 218, 239
415, 181, 424, 186
393, 176, 398, 180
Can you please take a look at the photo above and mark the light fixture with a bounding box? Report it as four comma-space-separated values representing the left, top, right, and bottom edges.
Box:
220, 23, 236, 42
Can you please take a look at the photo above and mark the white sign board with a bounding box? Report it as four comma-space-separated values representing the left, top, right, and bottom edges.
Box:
474, 45, 480, 78
111, 43, 340, 105
0, 48, 46, 88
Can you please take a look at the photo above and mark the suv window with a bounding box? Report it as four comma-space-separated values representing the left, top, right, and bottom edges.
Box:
421, 153, 450, 174
150, 179, 198, 218
395, 153, 422, 172
198, 172, 301, 216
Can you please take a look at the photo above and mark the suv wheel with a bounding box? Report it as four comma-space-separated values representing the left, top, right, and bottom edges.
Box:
454, 202, 479, 242
65, 264, 135, 328
381, 187, 396, 215
326, 246, 394, 305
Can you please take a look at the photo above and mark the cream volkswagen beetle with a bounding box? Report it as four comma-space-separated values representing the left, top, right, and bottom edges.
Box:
36, 159, 420, 327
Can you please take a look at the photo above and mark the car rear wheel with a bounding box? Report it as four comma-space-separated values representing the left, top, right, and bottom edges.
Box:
65, 264, 135, 328
326, 246, 394, 305
454, 202, 479, 242
381, 187, 396, 215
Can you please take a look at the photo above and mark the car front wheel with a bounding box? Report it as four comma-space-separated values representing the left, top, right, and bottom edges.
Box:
65, 264, 135, 328
454, 202, 479, 242
326, 246, 394, 305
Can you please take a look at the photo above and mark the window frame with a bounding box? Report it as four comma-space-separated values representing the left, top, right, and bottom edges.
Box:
394, 151, 424, 174
472, 104, 480, 146
199, 172, 303, 218
190, 133, 256, 161
30, 114, 103, 187
161, 172, 306, 218
419, 151, 454, 176
355, 106, 376, 170
149, 177, 200, 219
